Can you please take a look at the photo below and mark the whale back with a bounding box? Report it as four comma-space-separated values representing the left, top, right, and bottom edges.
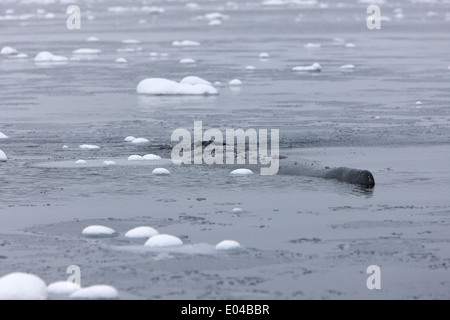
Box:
321, 167, 375, 187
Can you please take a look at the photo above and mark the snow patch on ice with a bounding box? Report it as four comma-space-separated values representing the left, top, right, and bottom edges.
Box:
292, 63, 322, 72
34, 51, 68, 62
128, 155, 144, 161
0, 150, 8, 162
122, 39, 140, 44
180, 76, 211, 86
72, 48, 102, 55
131, 138, 150, 144
47, 281, 80, 296
137, 78, 217, 95
125, 226, 159, 238
215, 240, 241, 250
0, 272, 47, 300
124, 136, 136, 142
145, 234, 183, 247
82, 225, 117, 237
229, 79, 242, 86
305, 43, 321, 48
143, 154, 162, 160
79, 144, 100, 150
180, 58, 196, 64
115, 57, 128, 63
70, 285, 119, 300
230, 168, 253, 176
172, 40, 200, 47
1, 46, 18, 55
86, 37, 99, 42
152, 168, 170, 175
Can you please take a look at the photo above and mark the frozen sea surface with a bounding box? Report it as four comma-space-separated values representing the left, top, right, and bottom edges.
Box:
1, 0, 450, 299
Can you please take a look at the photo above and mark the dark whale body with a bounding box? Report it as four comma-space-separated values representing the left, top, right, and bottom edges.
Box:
320, 167, 375, 187
277, 160, 375, 187
193, 141, 375, 187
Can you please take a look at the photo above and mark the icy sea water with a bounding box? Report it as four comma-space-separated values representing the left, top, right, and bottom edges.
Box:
1, 0, 450, 299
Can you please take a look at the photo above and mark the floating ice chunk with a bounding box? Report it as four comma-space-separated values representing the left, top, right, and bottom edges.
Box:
1, 46, 18, 55
214, 81, 222, 86
180, 76, 212, 86
75, 160, 87, 164
82, 225, 117, 237
152, 168, 170, 175
117, 48, 135, 53
340, 64, 355, 69
103, 161, 116, 166
209, 19, 222, 26
172, 40, 200, 47
230, 168, 253, 176
232, 208, 245, 214
205, 12, 229, 20
13, 53, 28, 59
345, 43, 355, 48
0, 131, 8, 139
395, 13, 404, 19
137, 78, 218, 95
131, 138, 150, 144
86, 37, 99, 42
145, 234, 182, 247
72, 48, 102, 54
79, 144, 100, 150
143, 154, 162, 160
115, 57, 128, 63
215, 240, 241, 250
44, 12, 55, 19
180, 58, 196, 64
305, 43, 321, 48
47, 281, 80, 296
259, 52, 270, 59
416, 101, 422, 105
262, 0, 287, 6
125, 226, 159, 238
122, 39, 140, 44
128, 155, 144, 161
0, 272, 47, 300
0, 149, 7, 162
70, 285, 119, 300
186, 3, 201, 10
142, 6, 165, 14
34, 51, 68, 62
229, 79, 242, 86
124, 136, 136, 142
292, 63, 322, 72
149, 52, 159, 57
62, 145, 69, 149
245, 65, 255, 71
